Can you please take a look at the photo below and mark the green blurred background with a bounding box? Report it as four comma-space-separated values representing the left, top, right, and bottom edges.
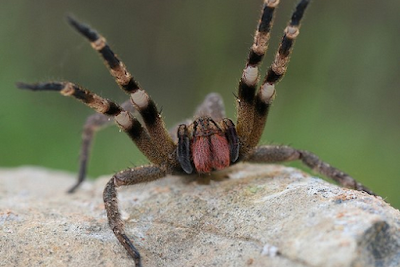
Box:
1, 1, 399, 208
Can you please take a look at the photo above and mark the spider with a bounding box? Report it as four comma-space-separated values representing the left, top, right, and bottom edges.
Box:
17, 0, 375, 266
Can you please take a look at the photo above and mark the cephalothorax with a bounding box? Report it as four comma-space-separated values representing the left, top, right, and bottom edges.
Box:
18, 0, 375, 266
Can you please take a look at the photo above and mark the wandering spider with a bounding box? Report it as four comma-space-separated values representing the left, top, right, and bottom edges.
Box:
18, 0, 375, 266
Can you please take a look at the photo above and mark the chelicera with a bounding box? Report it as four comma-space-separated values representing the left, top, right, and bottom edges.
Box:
17, 0, 375, 266
179, 117, 239, 174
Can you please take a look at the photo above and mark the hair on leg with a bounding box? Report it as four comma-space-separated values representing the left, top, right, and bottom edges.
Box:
67, 16, 176, 159
103, 165, 168, 267
247, 0, 311, 150
68, 100, 135, 193
247, 145, 374, 195
236, 0, 279, 156
17, 82, 167, 167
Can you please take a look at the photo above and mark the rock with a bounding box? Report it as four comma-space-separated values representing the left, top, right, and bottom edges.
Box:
0, 164, 399, 267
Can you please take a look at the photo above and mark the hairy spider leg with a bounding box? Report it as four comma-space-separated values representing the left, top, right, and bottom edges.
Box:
236, 0, 279, 157
72, 112, 113, 193
76, 92, 222, 193
16, 82, 164, 167
103, 165, 168, 267
66, 16, 139, 94
246, 145, 375, 195
67, 16, 176, 161
69, 100, 133, 193
248, 0, 310, 149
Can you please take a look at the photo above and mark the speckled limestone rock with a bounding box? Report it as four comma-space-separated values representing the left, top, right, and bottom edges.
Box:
0, 164, 399, 267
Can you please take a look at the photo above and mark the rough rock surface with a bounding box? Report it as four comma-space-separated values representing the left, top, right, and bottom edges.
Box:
0, 164, 399, 267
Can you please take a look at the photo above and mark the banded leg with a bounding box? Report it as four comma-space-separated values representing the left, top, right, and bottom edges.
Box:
67, 16, 176, 159
68, 100, 134, 193
247, 145, 375, 195
248, 0, 310, 148
103, 165, 168, 267
236, 0, 279, 156
16, 82, 165, 167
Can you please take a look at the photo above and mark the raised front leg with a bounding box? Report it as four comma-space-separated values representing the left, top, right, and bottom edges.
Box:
249, 0, 310, 149
236, 0, 311, 157
103, 165, 168, 267
16, 82, 167, 168
236, 0, 278, 156
68, 16, 176, 159
246, 145, 374, 195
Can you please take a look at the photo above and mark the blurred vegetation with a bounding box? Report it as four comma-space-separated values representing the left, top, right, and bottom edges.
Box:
1, 0, 399, 208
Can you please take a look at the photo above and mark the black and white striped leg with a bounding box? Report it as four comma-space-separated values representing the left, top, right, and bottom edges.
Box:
17, 82, 122, 115
103, 165, 168, 267
16, 82, 164, 167
67, 16, 176, 159
249, 0, 311, 148
247, 145, 375, 195
67, 16, 140, 94
236, 0, 279, 157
